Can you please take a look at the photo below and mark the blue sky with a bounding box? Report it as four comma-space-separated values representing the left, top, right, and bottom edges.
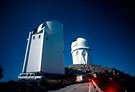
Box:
0, 0, 135, 82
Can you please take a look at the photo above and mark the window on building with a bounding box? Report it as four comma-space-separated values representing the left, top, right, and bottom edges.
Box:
33, 36, 35, 40
31, 74, 34, 76
46, 37, 48, 40
27, 74, 30, 76
38, 35, 41, 38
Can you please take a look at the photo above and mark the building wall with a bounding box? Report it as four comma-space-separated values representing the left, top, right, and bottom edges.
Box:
72, 50, 79, 64
72, 49, 90, 64
41, 21, 64, 74
22, 32, 32, 73
26, 32, 44, 72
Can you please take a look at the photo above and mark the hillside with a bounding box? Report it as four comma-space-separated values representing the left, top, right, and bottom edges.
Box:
65, 64, 135, 92
0, 64, 134, 92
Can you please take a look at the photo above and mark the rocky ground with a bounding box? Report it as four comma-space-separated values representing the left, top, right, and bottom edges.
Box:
0, 64, 135, 92
65, 64, 135, 92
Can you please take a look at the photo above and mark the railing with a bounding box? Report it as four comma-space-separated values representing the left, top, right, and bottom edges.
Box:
91, 79, 103, 92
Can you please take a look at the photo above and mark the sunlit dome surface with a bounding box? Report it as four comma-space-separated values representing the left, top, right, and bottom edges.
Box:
37, 23, 44, 32
76, 38, 89, 48
71, 38, 90, 53
33, 23, 45, 34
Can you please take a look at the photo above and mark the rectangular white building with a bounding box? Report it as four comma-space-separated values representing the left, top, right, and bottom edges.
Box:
22, 21, 64, 75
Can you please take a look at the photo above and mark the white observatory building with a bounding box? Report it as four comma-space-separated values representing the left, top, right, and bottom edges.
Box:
71, 38, 92, 64
22, 21, 64, 75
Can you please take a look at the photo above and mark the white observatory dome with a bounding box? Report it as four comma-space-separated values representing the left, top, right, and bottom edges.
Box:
71, 38, 90, 53
33, 23, 45, 34
71, 37, 92, 64
37, 23, 45, 33
77, 38, 89, 49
